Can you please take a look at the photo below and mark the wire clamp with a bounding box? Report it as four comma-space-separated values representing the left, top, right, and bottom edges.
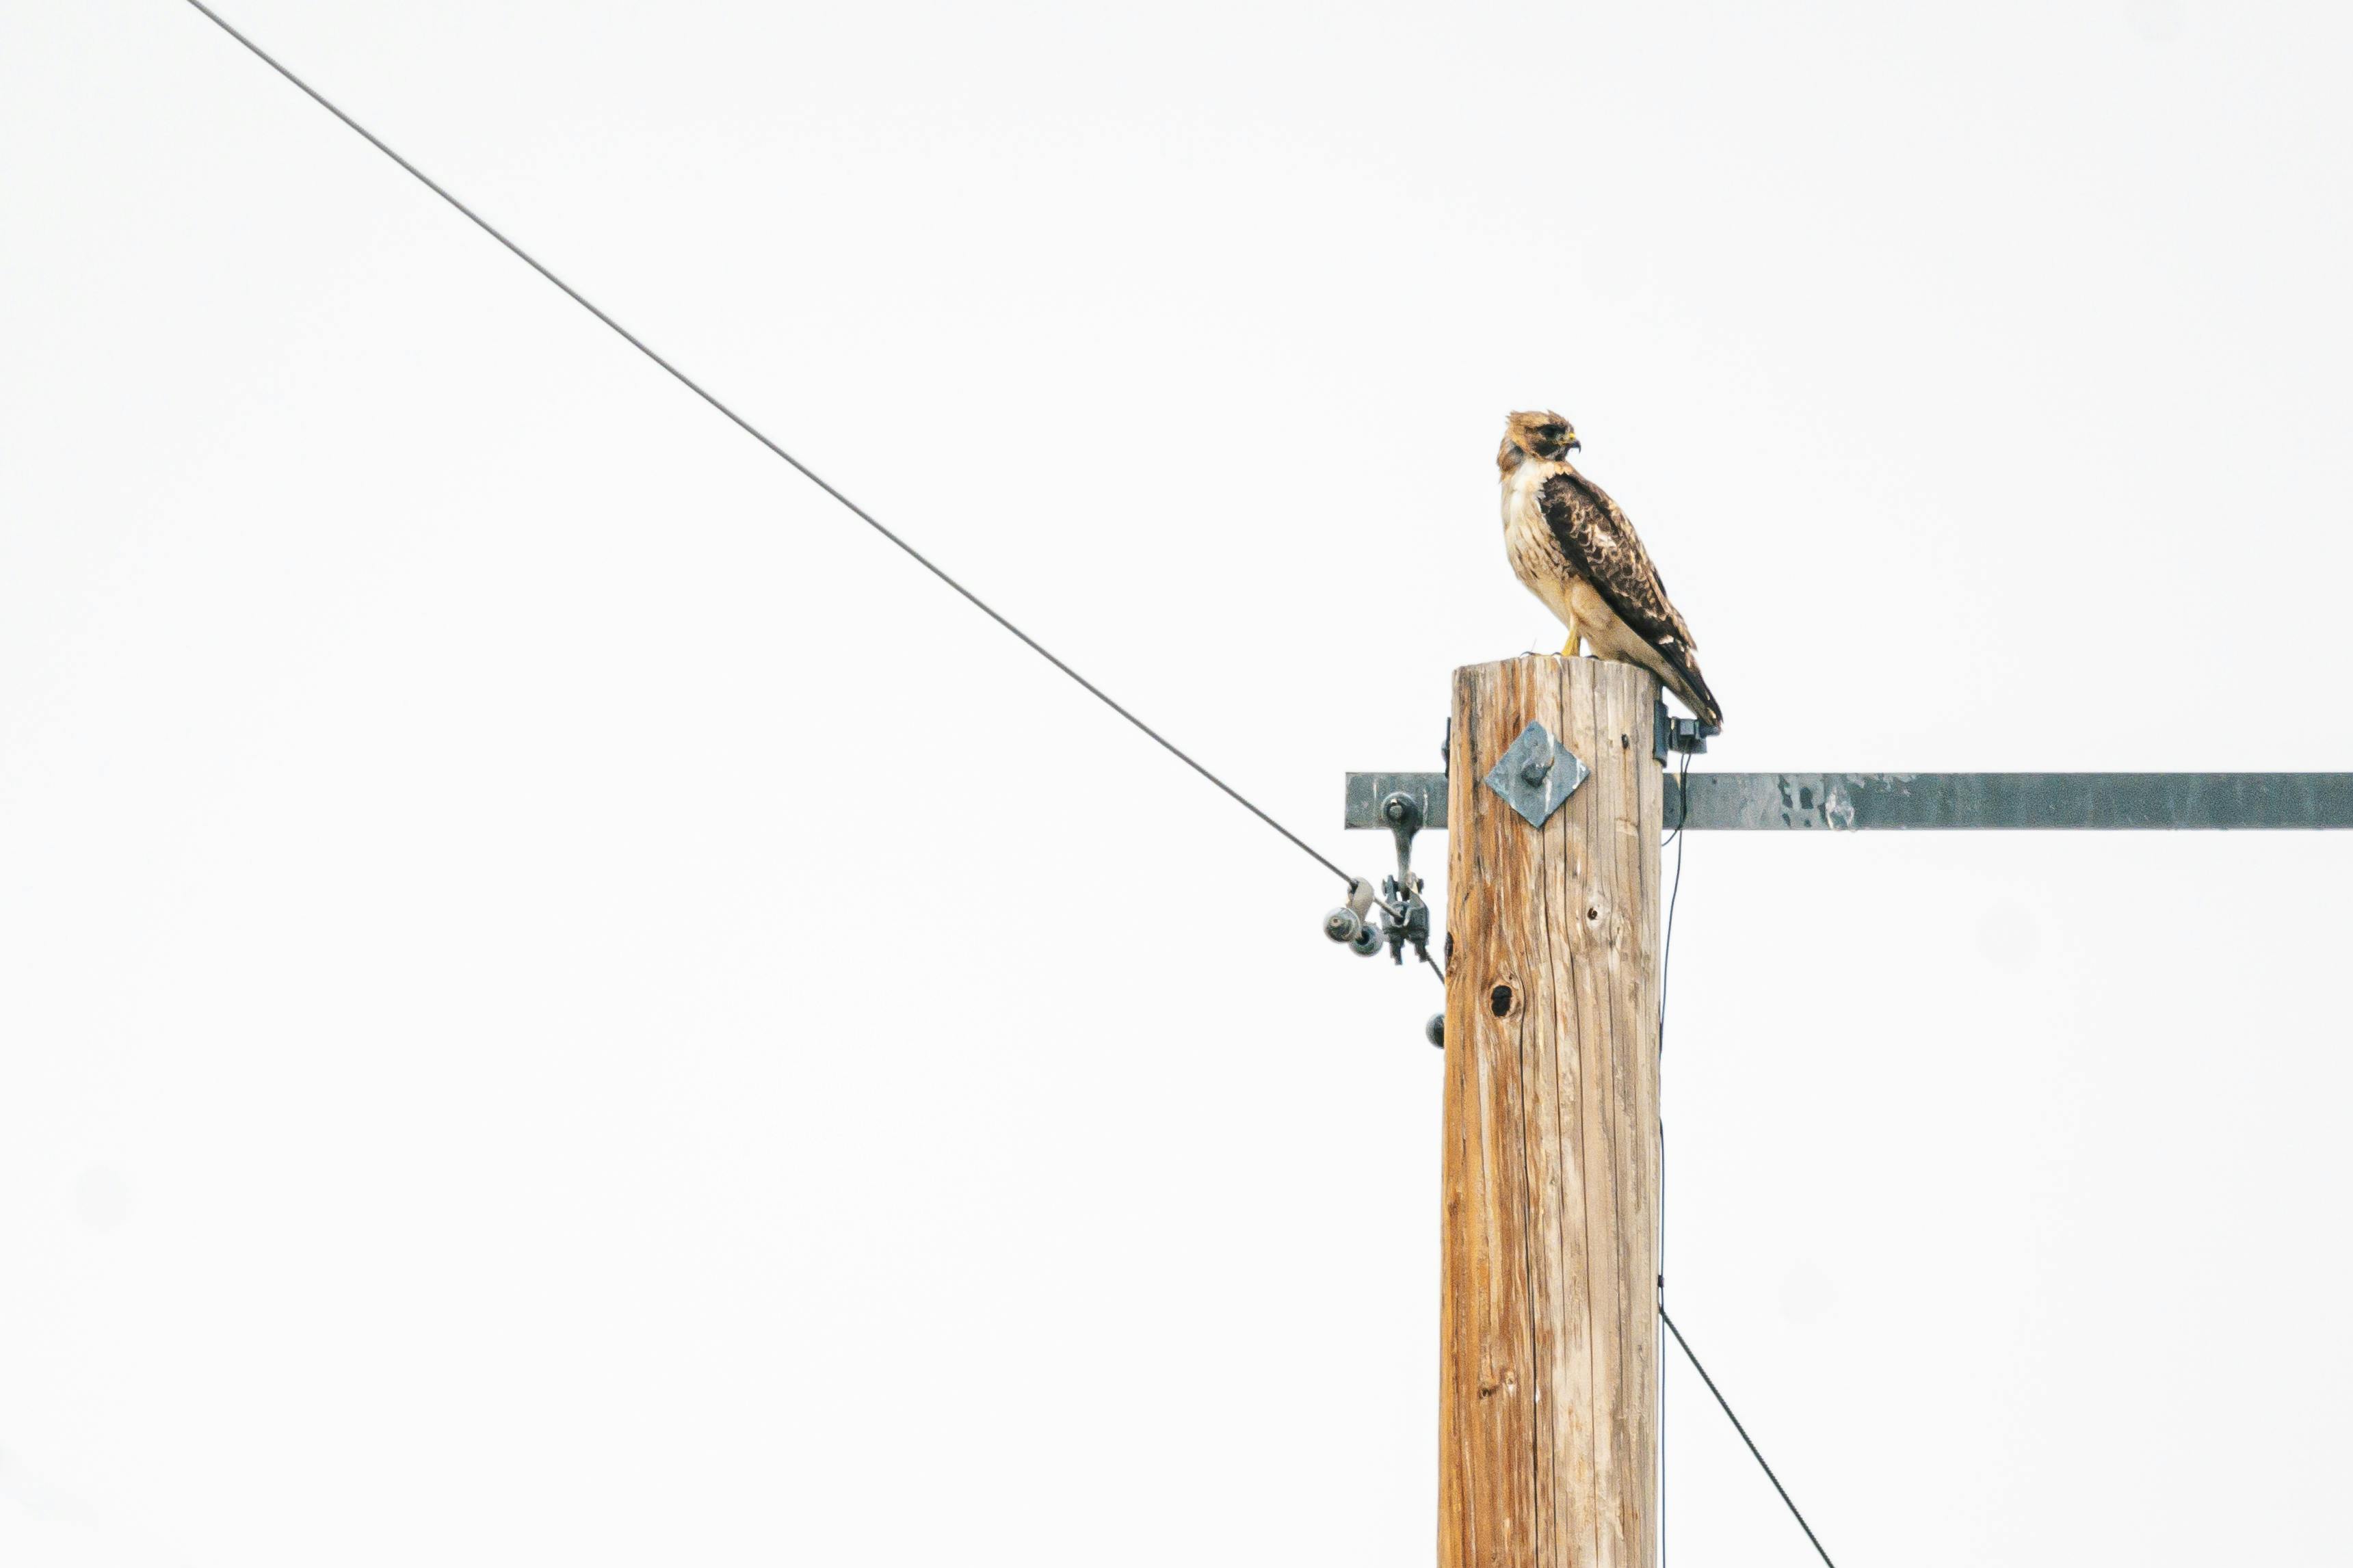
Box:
1322, 877, 1385, 957
1653, 700, 1717, 762
1322, 790, 1434, 968
1375, 791, 1434, 967
1332, 728, 1448, 1039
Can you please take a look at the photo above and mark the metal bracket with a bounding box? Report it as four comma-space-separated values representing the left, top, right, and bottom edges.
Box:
1653, 700, 1715, 763
1380, 790, 1425, 883
1483, 722, 1590, 827
1345, 771, 1448, 830
1328, 729, 1449, 983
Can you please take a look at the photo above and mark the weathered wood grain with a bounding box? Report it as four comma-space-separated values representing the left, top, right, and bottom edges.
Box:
1441, 657, 1662, 1568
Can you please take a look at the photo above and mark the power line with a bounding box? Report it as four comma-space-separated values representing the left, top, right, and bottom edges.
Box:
1655, 755, 1845, 1568
177, 0, 1354, 892
1660, 748, 1692, 1039
174, 12, 1845, 1556
1657, 749, 1688, 1565
1659, 1306, 1839, 1568
1656, 757, 1836, 1568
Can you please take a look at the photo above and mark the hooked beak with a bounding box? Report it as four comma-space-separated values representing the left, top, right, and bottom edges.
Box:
1564, 435, 1581, 452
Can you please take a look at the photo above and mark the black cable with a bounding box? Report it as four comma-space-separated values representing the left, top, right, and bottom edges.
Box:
177, 0, 1355, 891
1659, 1307, 1838, 1568
1660, 749, 1690, 1037
1655, 756, 1839, 1568
1656, 747, 1687, 1565
1653, 776, 1837, 1568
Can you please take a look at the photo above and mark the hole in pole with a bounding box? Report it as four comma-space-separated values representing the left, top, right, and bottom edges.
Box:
1490, 984, 1514, 1018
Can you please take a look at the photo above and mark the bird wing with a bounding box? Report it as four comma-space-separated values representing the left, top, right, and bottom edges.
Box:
1538, 468, 1721, 726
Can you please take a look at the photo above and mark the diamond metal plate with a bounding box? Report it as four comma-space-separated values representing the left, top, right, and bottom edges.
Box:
1483, 722, 1588, 827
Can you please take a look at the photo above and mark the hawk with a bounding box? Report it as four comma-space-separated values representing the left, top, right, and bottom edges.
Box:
1497, 410, 1723, 730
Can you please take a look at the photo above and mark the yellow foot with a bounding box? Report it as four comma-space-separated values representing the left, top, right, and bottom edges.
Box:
1558, 632, 1582, 657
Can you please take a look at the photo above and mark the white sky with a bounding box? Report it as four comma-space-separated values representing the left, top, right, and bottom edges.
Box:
5, 1, 2350, 1563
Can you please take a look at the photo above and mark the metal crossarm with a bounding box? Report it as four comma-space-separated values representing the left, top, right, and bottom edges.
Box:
1666, 771, 2353, 830
1346, 772, 2353, 832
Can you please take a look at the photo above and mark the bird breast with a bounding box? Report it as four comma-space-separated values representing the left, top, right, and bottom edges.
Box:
1500, 460, 1577, 620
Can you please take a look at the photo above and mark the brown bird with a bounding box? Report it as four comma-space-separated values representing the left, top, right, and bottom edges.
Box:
1497, 410, 1722, 730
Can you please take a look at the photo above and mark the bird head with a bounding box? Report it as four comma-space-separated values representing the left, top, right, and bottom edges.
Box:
1497, 410, 1580, 474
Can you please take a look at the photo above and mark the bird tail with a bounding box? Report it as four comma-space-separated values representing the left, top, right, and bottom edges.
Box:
1662, 651, 1724, 733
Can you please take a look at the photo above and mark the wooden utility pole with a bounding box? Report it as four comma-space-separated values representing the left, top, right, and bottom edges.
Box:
1335, 654, 2353, 1564
1440, 656, 1662, 1568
